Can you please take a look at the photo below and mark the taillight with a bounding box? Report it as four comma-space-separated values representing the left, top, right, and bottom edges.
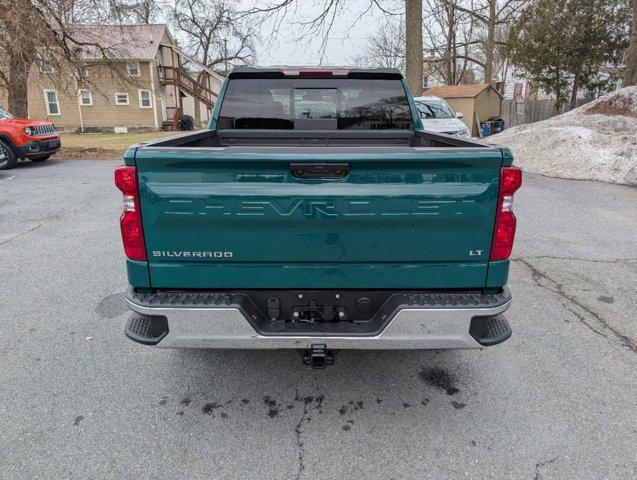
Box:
490, 167, 522, 261
114, 165, 146, 261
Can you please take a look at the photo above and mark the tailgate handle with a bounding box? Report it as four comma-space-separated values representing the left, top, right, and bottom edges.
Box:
290, 162, 349, 179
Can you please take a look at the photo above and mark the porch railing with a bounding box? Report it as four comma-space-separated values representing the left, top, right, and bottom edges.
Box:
157, 66, 217, 108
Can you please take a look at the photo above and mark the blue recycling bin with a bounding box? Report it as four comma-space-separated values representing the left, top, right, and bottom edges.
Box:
481, 122, 491, 137
493, 119, 505, 133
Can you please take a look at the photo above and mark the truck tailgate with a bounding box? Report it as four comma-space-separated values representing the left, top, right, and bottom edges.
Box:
135, 147, 503, 289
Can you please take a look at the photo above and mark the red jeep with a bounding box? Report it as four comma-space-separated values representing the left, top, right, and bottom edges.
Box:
0, 106, 61, 170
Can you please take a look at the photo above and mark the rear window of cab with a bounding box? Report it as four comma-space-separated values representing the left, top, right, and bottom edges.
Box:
218, 78, 413, 130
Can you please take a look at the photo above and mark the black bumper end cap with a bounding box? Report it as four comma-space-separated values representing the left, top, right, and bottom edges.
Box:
469, 313, 512, 347
124, 313, 168, 346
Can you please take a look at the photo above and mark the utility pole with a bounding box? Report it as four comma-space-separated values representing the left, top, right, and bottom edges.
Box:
223, 38, 228, 74
405, 0, 424, 95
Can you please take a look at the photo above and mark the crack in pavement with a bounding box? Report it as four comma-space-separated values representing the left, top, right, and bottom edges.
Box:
0, 205, 87, 247
293, 389, 310, 480
562, 305, 607, 338
0, 216, 60, 246
513, 258, 636, 352
293, 376, 327, 480
533, 457, 558, 480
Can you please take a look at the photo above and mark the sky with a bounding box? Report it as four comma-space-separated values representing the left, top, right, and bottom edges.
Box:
244, 1, 391, 66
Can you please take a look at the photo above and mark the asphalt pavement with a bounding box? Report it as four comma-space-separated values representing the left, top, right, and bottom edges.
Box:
1, 158, 635, 479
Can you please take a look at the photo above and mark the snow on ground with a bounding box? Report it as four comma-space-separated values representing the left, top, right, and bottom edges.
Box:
485, 87, 637, 185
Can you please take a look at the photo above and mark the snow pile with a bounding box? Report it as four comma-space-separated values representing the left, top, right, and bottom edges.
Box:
486, 87, 637, 185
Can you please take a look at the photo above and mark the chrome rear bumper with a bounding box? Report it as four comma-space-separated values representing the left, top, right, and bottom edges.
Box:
124, 288, 512, 350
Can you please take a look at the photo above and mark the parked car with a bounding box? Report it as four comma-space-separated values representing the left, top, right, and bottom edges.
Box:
0, 107, 61, 170
413, 95, 471, 137
116, 67, 521, 368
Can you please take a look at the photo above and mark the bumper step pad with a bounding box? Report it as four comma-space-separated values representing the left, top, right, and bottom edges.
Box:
469, 314, 512, 346
128, 289, 510, 310
125, 314, 168, 345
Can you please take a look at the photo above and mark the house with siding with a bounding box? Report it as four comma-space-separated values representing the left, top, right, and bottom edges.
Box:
26, 24, 224, 132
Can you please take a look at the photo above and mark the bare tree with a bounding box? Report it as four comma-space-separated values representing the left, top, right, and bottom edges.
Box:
423, 0, 478, 85
239, 0, 399, 43
0, 0, 141, 116
490, 22, 512, 89
238, 0, 432, 91
0, 0, 35, 116
405, 0, 424, 93
106, 0, 166, 24
358, 1, 525, 88
172, 0, 256, 72
47, 0, 102, 22
237, 0, 412, 71
352, 17, 405, 70
238, 1, 427, 88
444, 0, 529, 83
359, 1, 478, 86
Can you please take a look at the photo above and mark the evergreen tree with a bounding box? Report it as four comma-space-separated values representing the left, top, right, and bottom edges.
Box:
506, 0, 630, 111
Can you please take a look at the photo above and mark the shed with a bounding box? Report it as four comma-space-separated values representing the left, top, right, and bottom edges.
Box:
422, 84, 503, 137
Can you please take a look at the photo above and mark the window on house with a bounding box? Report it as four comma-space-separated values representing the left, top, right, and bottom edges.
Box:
139, 90, 152, 108
115, 93, 130, 105
44, 90, 60, 115
39, 53, 54, 74
79, 90, 93, 106
127, 63, 140, 76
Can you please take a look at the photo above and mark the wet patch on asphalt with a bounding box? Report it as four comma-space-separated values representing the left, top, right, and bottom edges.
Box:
419, 367, 460, 395
155, 385, 468, 426
202, 402, 222, 415
263, 396, 282, 418
95, 293, 127, 319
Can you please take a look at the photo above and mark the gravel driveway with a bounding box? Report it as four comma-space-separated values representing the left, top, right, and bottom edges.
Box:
1, 158, 635, 479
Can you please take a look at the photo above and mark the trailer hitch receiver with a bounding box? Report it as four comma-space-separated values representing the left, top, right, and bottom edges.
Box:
302, 344, 335, 369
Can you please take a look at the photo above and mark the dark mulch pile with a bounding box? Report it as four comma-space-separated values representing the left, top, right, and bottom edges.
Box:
52, 148, 122, 160
584, 92, 636, 118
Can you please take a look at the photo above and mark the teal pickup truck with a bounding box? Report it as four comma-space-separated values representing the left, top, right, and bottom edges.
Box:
115, 67, 521, 367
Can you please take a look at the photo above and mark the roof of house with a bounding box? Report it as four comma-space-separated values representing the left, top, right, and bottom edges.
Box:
68, 24, 169, 61
423, 84, 501, 98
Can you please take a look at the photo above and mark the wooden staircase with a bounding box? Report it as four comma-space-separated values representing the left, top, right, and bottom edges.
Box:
158, 66, 218, 128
